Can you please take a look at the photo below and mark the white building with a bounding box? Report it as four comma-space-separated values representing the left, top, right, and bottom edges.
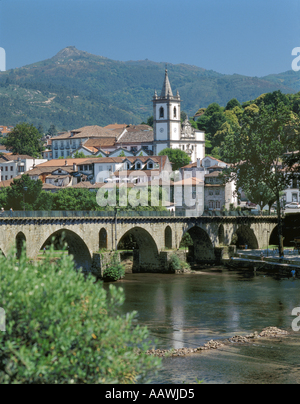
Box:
0, 154, 47, 182
152, 68, 205, 163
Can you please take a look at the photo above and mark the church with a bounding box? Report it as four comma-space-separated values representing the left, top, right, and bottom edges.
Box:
152, 68, 205, 163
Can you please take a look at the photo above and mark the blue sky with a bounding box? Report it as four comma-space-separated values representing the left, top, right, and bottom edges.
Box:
0, 0, 299, 77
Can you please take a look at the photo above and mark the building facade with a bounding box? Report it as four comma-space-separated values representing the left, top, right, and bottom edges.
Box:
152, 68, 205, 163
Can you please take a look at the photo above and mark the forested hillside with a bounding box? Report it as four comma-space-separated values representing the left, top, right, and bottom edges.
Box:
0, 46, 299, 131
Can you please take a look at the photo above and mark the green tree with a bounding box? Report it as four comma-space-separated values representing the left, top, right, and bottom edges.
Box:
73, 151, 86, 158
46, 124, 57, 137
222, 101, 300, 257
6, 175, 43, 210
53, 188, 99, 211
243, 181, 276, 212
158, 148, 190, 171
225, 98, 242, 110
3, 123, 44, 157
0, 246, 161, 383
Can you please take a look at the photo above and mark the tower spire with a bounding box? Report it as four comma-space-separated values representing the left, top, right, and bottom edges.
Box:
160, 66, 173, 98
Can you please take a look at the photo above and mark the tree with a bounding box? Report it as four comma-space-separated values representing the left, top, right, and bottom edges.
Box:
243, 181, 276, 212
46, 124, 57, 137
6, 174, 44, 210
225, 98, 241, 111
222, 101, 300, 257
158, 148, 190, 171
3, 123, 44, 157
53, 188, 99, 211
0, 246, 161, 383
73, 151, 86, 158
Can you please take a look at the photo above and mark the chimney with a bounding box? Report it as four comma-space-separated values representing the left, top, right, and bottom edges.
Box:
65, 160, 68, 166
73, 163, 77, 171
197, 158, 200, 168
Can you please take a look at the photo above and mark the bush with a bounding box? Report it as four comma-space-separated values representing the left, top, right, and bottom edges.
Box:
169, 253, 181, 271
0, 247, 161, 384
169, 253, 191, 272
103, 252, 125, 282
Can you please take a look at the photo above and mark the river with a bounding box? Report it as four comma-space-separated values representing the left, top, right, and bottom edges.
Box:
102, 267, 300, 384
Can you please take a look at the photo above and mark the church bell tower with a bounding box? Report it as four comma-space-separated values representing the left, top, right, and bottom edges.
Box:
153, 68, 181, 155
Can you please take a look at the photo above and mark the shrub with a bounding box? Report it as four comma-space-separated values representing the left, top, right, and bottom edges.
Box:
169, 253, 190, 272
169, 253, 181, 271
103, 252, 125, 282
0, 247, 161, 384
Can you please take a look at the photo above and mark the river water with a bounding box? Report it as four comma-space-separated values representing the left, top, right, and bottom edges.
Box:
103, 267, 300, 384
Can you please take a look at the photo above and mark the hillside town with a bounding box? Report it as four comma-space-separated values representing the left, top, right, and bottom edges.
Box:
0, 69, 298, 215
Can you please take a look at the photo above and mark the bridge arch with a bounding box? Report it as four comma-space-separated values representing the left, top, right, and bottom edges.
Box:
99, 228, 108, 250
231, 225, 259, 249
182, 225, 215, 264
16, 232, 26, 259
117, 226, 160, 272
40, 229, 92, 271
165, 226, 172, 249
218, 224, 225, 245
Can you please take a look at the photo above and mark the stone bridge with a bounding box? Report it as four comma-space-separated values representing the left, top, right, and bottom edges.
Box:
0, 214, 278, 273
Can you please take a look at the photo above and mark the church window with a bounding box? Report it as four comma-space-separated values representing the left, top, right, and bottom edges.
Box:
173, 107, 177, 118
159, 107, 164, 118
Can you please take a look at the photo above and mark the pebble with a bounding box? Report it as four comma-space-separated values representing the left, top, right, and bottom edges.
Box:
145, 327, 288, 357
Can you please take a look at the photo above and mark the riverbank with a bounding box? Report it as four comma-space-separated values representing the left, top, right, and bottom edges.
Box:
224, 249, 300, 275
146, 327, 288, 357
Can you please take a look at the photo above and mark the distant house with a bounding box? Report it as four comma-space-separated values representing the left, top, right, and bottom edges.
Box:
0, 154, 47, 182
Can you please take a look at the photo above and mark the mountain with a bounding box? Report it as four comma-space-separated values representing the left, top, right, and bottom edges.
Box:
0, 46, 299, 131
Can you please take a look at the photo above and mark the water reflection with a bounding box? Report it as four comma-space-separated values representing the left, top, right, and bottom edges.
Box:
102, 267, 300, 383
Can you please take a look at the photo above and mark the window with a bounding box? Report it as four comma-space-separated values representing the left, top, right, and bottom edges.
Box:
136, 162, 141, 170
148, 162, 153, 169
215, 190, 220, 195
5, 175, 7, 180
55, 152, 58, 158
18, 166, 25, 173
216, 201, 221, 209
0, 167, 2, 171
159, 107, 164, 118
209, 201, 214, 209
292, 193, 298, 202
10, 166, 13, 171
5, 166, 8, 171
209, 190, 213, 196
173, 107, 177, 118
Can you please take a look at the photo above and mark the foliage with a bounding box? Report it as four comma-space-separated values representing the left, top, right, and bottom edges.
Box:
243, 181, 276, 211
3, 123, 44, 157
0, 47, 297, 131
52, 188, 99, 211
73, 151, 86, 158
169, 253, 181, 271
168, 253, 190, 272
180, 232, 193, 250
222, 99, 300, 256
6, 174, 44, 211
0, 247, 161, 383
158, 148, 190, 171
46, 124, 57, 137
103, 252, 125, 282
